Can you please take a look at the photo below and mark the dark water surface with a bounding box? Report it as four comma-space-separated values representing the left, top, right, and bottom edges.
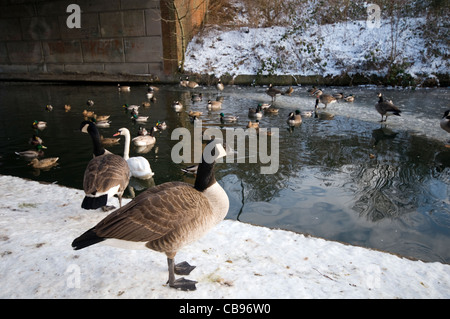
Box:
1, 82, 449, 264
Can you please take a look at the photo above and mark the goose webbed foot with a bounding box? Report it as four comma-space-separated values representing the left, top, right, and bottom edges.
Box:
167, 258, 197, 291
175, 261, 196, 275
169, 277, 198, 291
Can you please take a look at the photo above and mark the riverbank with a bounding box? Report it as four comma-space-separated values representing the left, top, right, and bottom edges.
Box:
0, 175, 449, 298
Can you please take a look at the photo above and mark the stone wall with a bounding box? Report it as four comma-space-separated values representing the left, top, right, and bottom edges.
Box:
0, 0, 208, 82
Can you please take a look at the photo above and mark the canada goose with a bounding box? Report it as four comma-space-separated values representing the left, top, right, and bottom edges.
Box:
114, 128, 154, 180
247, 120, 259, 129
266, 84, 282, 102
220, 113, 237, 123
64, 104, 71, 112
440, 110, 450, 141
71, 139, 229, 291
86, 99, 94, 107
283, 86, 294, 96
132, 127, 157, 147
32, 120, 47, 130
287, 110, 302, 126
15, 144, 46, 159
216, 79, 224, 92
207, 100, 222, 111
45, 104, 53, 112
28, 157, 59, 169
375, 93, 401, 122
80, 121, 130, 210
315, 94, 337, 109
172, 101, 183, 112
191, 93, 203, 102
344, 94, 355, 102
186, 77, 199, 89
146, 88, 154, 100
179, 77, 188, 87
118, 84, 130, 92
248, 104, 263, 118
29, 135, 43, 146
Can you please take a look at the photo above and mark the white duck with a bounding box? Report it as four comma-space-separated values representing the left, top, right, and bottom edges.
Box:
114, 128, 154, 180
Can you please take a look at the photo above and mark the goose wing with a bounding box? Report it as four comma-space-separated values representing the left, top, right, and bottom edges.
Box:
93, 182, 211, 243
83, 154, 130, 196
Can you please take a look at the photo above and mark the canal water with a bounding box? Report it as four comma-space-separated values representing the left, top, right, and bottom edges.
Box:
0, 82, 449, 264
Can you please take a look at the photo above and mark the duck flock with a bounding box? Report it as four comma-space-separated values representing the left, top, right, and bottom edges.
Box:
12, 79, 450, 292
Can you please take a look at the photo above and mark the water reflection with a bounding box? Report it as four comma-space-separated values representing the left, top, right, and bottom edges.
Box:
0, 82, 449, 263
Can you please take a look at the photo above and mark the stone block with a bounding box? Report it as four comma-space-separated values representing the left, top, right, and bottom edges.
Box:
145, 8, 162, 36
0, 64, 29, 73
58, 12, 100, 39
81, 39, 124, 63
7, 41, 43, 63
21, 16, 61, 40
43, 40, 83, 63
64, 63, 104, 73
124, 36, 162, 63
0, 18, 22, 41
77, 0, 121, 13
99, 11, 123, 37
0, 43, 8, 63
104, 63, 149, 74
120, 0, 159, 10
0, 3, 36, 19
123, 10, 146, 37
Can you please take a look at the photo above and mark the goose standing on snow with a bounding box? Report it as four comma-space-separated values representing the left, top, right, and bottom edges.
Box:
114, 128, 154, 180
80, 121, 130, 210
72, 139, 229, 291
375, 92, 401, 122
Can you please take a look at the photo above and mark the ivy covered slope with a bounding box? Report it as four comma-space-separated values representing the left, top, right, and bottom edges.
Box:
184, 0, 449, 86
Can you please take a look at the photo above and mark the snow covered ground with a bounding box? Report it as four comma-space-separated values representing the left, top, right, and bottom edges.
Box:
0, 175, 449, 299
184, 17, 447, 80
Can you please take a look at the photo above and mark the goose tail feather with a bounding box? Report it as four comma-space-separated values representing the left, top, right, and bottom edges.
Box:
72, 228, 104, 250
81, 195, 107, 210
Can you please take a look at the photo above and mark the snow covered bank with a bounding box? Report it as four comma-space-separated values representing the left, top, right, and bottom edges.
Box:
0, 175, 449, 299
184, 17, 448, 84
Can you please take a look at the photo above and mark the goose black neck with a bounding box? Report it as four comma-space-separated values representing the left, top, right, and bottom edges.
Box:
84, 122, 106, 156
378, 95, 384, 103
194, 160, 216, 192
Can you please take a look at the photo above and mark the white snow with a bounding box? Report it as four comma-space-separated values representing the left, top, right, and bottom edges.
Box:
184, 17, 448, 79
0, 175, 449, 298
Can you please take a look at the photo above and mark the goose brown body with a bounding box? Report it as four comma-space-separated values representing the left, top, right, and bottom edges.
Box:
72, 141, 229, 291
80, 121, 130, 209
